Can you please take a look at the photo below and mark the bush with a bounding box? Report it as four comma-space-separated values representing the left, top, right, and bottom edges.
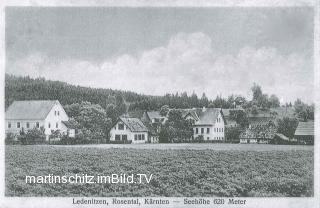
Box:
5, 132, 18, 145
194, 135, 205, 143
19, 127, 46, 145
225, 127, 242, 143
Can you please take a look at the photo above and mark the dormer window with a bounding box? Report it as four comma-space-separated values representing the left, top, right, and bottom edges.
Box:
118, 123, 124, 130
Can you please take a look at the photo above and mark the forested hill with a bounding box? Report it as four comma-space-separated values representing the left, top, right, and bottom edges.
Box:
5, 74, 149, 109
5, 74, 217, 110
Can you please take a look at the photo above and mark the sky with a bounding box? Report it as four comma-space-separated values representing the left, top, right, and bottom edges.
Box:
5, 7, 314, 103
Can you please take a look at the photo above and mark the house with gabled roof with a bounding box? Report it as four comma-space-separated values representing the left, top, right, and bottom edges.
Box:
109, 117, 149, 144
142, 111, 167, 124
192, 107, 226, 142
294, 121, 314, 145
5, 100, 75, 140
180, 107, 226, 142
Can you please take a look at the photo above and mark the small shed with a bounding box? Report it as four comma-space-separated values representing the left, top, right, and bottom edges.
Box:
294, 121, 314, 145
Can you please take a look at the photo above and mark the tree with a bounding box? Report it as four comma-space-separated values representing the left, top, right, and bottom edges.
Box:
277, 117, 299, 139
158, 128, 169, 143
225, 127, 242, 143
163, 109, 193, 143
106, 103, 117, 122
229, 110, 249, 128
269, 94, 280, 108
293, 99, 314, 121
250, 83, 270, 109
234, 96, 247, 107
251, 83, 263, 102
200, 93, 209, 107
159, 105, 170, 116
65, 102, 112, 143
251, 105, 259, 115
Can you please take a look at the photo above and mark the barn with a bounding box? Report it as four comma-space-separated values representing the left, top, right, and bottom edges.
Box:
294, 121, 314, 145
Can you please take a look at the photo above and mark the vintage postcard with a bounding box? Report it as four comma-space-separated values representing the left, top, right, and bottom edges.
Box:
0, 0, 319, 208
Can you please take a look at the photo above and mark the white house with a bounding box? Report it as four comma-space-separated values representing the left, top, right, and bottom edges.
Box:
109, 117, 149, 144
184, 107, 226, 142
5, 100, 75, 140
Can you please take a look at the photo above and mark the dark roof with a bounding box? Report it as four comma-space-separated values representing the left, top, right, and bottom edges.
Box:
119, 117, 148, 132
61, 121, 76, 129
181, 108, 199, 120
5, 100, 60, 120
295, 121, 314, 136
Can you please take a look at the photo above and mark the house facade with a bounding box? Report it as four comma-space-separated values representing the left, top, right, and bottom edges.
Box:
183, 108, 226, 142
109, 117, 149, 144
5, 100, 75, 140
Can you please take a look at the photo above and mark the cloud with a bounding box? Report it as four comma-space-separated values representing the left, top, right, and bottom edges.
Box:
7, 32, 313, 103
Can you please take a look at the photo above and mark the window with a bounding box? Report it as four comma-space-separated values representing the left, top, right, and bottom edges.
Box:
26, 122, 30, 128
57, 111, 60, 116
17, 122, 20, 128
122, 135, 127, 141
134, 135, 138, 141
201, 128, 204, 134
36, 122, 40, 128
118, 123, 124, 130
142, 134, 145, 140
115, 135, 121, 141
138, 135, 142, 140
207, 137, 210, 140
196, 128, 198, 134
56, 122, 58, 128
48, 123, 51, 128
207, 128, 210, 134
8, 122, 11, 128
222, 128, 224, 132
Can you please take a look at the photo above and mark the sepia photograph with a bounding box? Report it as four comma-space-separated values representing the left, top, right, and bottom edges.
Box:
1, 1, 318, 208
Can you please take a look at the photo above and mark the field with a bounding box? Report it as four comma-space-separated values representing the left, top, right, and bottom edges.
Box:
5, 144, 313, 197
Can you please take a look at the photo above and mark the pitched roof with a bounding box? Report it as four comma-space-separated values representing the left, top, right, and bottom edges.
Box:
181, 108, 199, 120
146, 111, 165, 119
195, 108, 222, 126
5, 100, 59, 120
61, 121, 76, 129
119, 117, 148, 132
240, 124, 277, 139
294, 121, 314, 136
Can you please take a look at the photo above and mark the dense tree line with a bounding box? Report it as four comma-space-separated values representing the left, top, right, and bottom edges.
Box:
5, 74, 247, 111
5, 74, 148, 109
